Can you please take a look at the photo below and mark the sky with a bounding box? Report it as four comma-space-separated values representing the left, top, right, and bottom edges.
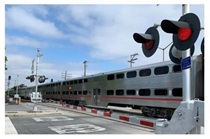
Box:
4, 4, 204, 89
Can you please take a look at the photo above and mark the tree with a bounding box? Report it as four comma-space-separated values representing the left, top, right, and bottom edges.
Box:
5, 56, 8, 70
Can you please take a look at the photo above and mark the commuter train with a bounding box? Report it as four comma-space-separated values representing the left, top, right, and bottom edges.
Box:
17, 54, 204, 118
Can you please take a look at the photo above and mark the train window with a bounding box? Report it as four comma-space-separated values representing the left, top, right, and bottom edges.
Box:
107, 74, 115, 80
79, 79, 83, 84
116, 90, 124, 95
155, 89, 168, 96
59, 83, 61, 85
73, 91, 77, 95
62, 91, 65, 95
66, 91, 69, 95
127, 71, 137, 78
173, 65, 182, 72
83, 90, 88, 95
58, 91, 60, 95
126, 90, 136, 95
154, 66, 169, 75
67, 82, 70, 85
172, 88, 182, 97
139, 69, 151, 77
74, 80, 78, 84
116, 73, 124, 79
70, 81, 73, 84
70, 91, 73, 94
78, 91, 82, 95
139, 89, 151, 96
107, 90, 114, 95
84, 79, 88, 83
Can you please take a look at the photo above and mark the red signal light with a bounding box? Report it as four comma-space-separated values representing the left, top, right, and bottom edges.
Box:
161, 13, 200, 51
145, 40, 154, 50
177, 28, 192, 41
133, 27, 159, 57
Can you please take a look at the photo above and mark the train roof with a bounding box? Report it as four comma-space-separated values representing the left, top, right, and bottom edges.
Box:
40, 59, 173, 86
24, 54, 203, 88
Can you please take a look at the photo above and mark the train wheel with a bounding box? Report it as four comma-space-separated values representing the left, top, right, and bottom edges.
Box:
147, 108, 156, 117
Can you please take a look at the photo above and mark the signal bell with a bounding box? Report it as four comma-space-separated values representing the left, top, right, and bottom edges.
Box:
133, 27, 159, 57
161, 13, 200, 51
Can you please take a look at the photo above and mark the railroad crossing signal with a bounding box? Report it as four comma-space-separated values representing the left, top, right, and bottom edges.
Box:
201, 38, 204, 55
169, 44, 194, 64
26, 75, 35, 82
133, 27, 160, 57
38, 76, 48, 83
161, 13, 201, 51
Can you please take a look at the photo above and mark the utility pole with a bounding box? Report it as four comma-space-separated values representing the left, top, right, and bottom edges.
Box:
15, 75, 19, 104
158, 42, 173, 61
128, 53, 138, 68
61, 71, 72, 80
83, 61, 88, 76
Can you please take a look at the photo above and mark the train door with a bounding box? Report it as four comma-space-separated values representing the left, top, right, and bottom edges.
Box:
92, 88, 101, 106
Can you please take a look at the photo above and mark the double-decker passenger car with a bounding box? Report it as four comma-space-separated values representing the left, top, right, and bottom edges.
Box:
17, 54, 204, 118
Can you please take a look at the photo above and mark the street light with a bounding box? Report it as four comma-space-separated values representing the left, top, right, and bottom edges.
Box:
83, 61, 88, 76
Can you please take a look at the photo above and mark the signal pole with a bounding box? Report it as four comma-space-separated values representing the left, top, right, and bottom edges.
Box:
33, 48, 43, 111
128, 53, 138, 68
35, 48, 43, 94
182, 4, 201, 134
182, 4, 191, 105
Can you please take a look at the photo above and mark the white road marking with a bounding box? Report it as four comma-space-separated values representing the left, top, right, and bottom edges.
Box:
49, 124, 106, 134
5, 117, 18, 134
33, 116, 74, 122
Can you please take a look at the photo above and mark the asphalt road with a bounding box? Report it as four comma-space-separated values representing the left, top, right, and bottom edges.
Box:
6, 103, 154, 134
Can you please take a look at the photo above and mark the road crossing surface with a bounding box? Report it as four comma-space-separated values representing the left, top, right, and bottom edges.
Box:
5, 103, 154, 134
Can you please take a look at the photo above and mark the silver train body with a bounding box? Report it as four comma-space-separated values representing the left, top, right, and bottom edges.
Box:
18, 55, 204, 118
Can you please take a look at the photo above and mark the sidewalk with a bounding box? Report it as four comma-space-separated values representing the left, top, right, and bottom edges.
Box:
5, 117, 18, 134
